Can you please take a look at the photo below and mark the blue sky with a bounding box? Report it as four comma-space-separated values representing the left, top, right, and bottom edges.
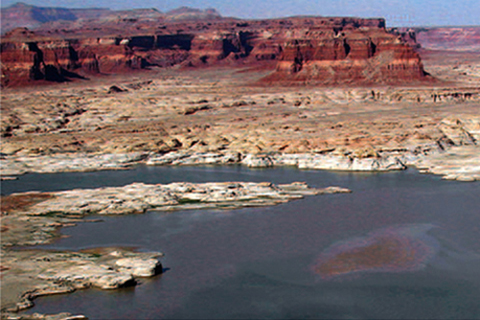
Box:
2, 0, 479, 27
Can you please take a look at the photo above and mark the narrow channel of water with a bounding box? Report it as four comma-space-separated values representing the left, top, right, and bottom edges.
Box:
4, 166, 480, 319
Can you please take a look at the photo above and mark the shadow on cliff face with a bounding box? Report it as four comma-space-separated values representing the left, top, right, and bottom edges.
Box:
25, 41, 88, 83
43, 65, 86, 82
59, 67, 87, 80
32, 65, 87, 83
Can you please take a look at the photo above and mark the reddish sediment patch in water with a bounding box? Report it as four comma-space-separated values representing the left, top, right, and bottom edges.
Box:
314, 225, 439, 279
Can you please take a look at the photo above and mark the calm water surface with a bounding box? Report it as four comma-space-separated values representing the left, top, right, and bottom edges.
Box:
4, 166, 480, 319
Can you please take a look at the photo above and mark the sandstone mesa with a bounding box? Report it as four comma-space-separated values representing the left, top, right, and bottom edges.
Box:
1, 3, 430, 87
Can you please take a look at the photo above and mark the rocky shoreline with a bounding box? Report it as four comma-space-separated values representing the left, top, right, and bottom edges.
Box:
2, 145, 478, 317
1, 152, 478, 319
1, 181, 349, 318
1, 249, 163, 315
2, 146, 480, 181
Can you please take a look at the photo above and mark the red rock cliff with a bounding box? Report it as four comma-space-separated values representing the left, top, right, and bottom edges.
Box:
0, 16, 429, 87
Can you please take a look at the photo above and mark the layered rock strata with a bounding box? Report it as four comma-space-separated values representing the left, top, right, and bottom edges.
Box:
418, 27, 480, 51
0, 152, 408, 177
2, 110, 480, 181
1, 16, 428, 86
263, 25, 428, 84
1, 72, 478, 181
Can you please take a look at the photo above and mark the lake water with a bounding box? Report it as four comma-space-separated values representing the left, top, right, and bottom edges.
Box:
5, 166, 480, 319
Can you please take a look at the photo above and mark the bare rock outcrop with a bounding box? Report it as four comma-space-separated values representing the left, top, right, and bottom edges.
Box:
1, 249, 163, 313
437, 116, 480, 147
414, 145, 480, 181
8, 182, 350, 217
263, 21, 429, 85
1, 12, 429, 86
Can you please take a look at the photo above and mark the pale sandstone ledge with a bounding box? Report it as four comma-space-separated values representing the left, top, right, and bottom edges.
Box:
413, 146, 480, 182
7, 182, 351, 218
1, 181, 349, 248
0, 114, 478, 180
1, 248, 163, 316
1, 181, 349, 316
146, 151, 409, 171
2, 312, 86, 320
0, 152, 149, 177
0, 151, 410, 176
1, 147, 479, 181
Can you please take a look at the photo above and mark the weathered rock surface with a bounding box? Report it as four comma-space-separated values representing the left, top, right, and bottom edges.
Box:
0, 153, 148, 176
437, 116, 480, 146
0, 151, 407, 177
1, 69, 478, 182
1, 312, 87, 320
1, 68, 479, 160
37, 265, 135, 290
8, 182, 350, 217
296, 154, 407, 171
1, 7, 428, 87
0, 248, 163, 313
115, 258, 163, 277
413, 146, 480, 181
1, 144, 477, 181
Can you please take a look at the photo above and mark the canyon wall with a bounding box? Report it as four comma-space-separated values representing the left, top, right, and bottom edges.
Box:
1, 16, 429, 87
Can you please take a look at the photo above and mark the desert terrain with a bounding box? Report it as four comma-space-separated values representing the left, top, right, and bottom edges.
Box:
1, 53, 479, 180
1, 2, 480, 319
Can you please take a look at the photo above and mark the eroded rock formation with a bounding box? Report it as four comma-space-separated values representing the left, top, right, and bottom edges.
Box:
263, 21, 428, 84
1, 12, 429, 86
